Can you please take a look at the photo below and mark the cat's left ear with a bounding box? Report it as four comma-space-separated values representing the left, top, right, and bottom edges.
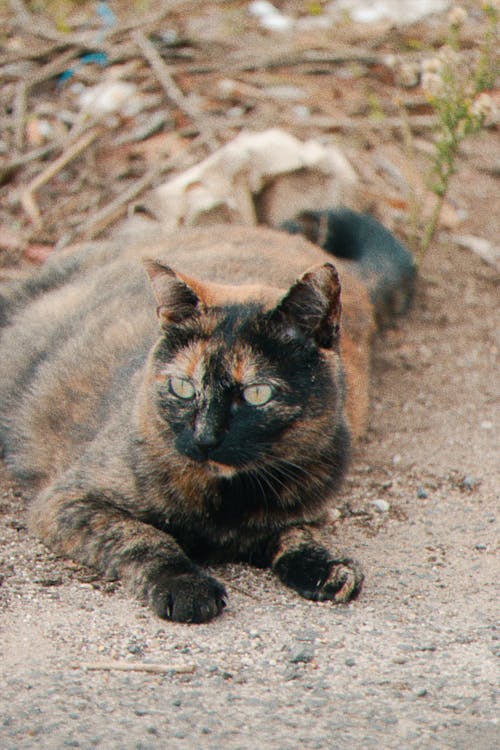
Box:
143, 259, 202, 327
270, 263, 341, 349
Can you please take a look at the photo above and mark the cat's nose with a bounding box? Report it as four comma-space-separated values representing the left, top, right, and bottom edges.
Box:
194, 430, 220, 451
193, 420, 223, 456
192, 401, 228, 457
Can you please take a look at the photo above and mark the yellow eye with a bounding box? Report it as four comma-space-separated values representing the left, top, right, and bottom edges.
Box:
242, 383, 273, 406
169, 377, 195, 400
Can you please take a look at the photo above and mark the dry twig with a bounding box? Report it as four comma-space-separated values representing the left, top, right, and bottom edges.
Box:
79, 160, 170, 240
73, 660, 196, 675
78, 135, 204, 240
132, 29, 218, 151
13, 80, 27, 152
20, 127, 101, 228
1, 142, 58, 177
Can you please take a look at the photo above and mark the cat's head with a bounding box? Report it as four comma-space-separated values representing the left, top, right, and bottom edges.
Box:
143, 259, 345, 480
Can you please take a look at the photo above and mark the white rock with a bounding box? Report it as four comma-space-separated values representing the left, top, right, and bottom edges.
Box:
259, 13, 294, 32
248, 0, 277, 16
79, 81, 138, 116
452, 234, 500, 270
371, 499, 391, 513
248, 1, 294, 32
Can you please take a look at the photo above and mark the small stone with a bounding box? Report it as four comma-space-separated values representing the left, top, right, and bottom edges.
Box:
371, 499, 390, 513
127, 643, 144, 655
416, 688, 428, 697
284, 666, 302, 681
295, 629, 319, 642
289, 645, 315, 664
461, 475, 481, 492
480, 420, 493, 430
474, 543, 487, 551
417, 487, 429, 499
345, 658, 356, 667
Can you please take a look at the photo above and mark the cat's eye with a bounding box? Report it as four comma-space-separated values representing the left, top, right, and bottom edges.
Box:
242, 383, 273, 406
169, 376, 195, 400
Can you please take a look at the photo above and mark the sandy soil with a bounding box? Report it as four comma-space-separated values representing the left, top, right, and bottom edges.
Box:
0, 3, 498, 749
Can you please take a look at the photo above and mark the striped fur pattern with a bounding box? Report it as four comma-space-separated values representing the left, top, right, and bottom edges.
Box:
0, 217, 407, 622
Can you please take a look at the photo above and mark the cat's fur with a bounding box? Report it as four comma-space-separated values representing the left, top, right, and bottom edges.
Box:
0, 209, 415, 622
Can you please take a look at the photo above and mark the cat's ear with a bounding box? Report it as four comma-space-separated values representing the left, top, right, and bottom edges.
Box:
271, 263, 341, 349
143, 259, 201, 327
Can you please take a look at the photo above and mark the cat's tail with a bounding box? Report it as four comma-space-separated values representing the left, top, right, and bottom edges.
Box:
281, 208, 417, 327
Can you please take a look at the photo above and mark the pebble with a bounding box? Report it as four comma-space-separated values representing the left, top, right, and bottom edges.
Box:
480, 420, 493, 430
295, 629, 319, 642
371, 499, 391, 513
289, 645, 315, 664
127, 643, 144, 655
417, 487, 429, 499
248, 0, 294, 31
461, 475, 481, 491
345, 658, 356, 667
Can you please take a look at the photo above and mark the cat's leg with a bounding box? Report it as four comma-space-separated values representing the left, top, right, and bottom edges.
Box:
271, 526, 363, 603
29, 486, 226, 623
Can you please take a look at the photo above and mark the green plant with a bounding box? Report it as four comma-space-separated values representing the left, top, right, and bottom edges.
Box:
406, 4, 499, 261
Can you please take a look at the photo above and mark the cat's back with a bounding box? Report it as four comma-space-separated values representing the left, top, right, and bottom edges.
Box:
0, 256, 156, 484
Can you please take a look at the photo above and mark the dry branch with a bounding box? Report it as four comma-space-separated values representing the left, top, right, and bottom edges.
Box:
78, 134, 204, 240
13, 80, 27, 152
79, 161, 169, 240
73, 660, 196, 675
20, 127, 101, 228
132, 29, 219, 151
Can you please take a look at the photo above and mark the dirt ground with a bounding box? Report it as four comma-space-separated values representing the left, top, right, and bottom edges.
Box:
0, 2, 499, 749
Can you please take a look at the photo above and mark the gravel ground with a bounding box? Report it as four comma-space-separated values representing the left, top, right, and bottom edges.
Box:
0, 2, 498, 748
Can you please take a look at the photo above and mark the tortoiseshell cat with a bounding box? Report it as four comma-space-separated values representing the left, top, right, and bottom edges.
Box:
0, 209, 415, 622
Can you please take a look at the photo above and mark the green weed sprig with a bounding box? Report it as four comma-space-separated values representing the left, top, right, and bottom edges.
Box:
408, 4, 499, 261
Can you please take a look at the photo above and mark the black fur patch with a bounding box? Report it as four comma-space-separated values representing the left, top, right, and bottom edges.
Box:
273, 543, 334, 599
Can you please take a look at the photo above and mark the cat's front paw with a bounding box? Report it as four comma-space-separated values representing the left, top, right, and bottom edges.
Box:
273, 544, 363, 604
151, 571, 227, 623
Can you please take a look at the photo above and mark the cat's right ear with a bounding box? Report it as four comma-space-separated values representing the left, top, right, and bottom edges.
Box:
143, 260, 201, 327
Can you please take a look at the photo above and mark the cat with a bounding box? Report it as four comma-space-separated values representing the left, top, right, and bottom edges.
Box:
0, 209, 415, 623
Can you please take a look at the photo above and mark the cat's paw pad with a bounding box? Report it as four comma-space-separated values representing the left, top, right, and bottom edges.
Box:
274, 544, 363, 603
152, 572, 227, 623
